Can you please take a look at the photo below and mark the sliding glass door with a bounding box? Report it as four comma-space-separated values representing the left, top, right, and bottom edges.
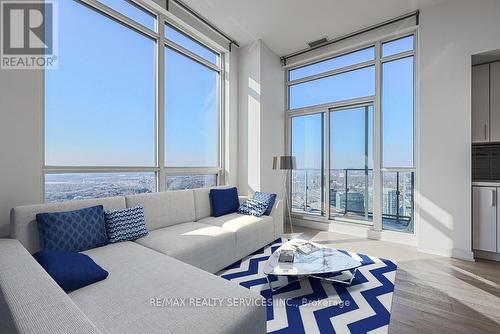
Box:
330, 105, 373, 222
290, 104, 373, 222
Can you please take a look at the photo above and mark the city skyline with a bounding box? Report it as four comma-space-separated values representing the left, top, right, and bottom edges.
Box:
291, 168, 414, 232
44, 173, 217, 203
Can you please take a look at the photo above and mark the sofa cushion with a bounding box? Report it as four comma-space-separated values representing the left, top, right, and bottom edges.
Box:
125, 190, 195, 231
134, 222, 237, 273
210, 187, 239, 217
71, 242, 266, 334
104, 206, 148, 243
10, 197, 126, 254
36, 206, 108, 252
198, 213, 275, 260
33, 250, 109, 292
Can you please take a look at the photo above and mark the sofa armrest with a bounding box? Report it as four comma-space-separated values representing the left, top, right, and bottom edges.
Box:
238, 195, 249, 205
0, 239, 103, 334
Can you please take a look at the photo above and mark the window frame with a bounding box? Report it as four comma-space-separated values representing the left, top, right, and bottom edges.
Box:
288, 46, 375, 82
42, 0, 227, 202
285, 30, 417, 234
288, 64, 376, 110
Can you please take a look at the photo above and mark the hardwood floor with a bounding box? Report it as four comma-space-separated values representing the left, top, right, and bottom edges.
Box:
284, 226, 500, 334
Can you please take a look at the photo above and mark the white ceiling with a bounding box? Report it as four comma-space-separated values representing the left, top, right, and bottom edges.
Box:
182, 0, 440, 56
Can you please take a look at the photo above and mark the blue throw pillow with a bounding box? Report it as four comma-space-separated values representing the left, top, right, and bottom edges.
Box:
210, 187, 240, 217
104, 206, 148, 243
253, 192, 277, 216
36, 205, 108, 252
33, 250, 108, 292
238, 198, 268, 217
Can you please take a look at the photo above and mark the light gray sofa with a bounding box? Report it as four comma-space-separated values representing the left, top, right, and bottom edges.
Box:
0, 187, 283, 334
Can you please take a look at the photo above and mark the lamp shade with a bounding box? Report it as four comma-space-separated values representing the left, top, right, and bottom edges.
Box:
273, 156, 296, 170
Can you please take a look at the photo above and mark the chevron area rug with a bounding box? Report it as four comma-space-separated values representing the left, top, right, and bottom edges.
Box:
218, 239, 397, 334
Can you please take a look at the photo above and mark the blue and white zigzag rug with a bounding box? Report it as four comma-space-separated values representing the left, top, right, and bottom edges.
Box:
218, 239, 397, 334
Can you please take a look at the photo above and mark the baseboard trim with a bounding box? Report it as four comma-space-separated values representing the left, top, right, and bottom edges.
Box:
452, 249, 475, 261
293, 218, 330, 232
417, 245, 452, 257
417, 245, 475, 261
293, 218, 371, 238
293, 219, 417, 246
473, 249, 500, 261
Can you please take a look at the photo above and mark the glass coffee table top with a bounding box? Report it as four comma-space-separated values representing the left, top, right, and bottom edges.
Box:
263, 239, 362, 291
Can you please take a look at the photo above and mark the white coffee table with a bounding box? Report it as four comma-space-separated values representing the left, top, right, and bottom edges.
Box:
263, 239, 362, 293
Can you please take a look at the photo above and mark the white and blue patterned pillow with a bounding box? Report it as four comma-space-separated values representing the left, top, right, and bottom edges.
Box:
104, 206, 148, 243
238, 199, 268, 217
253, 192, 277, 216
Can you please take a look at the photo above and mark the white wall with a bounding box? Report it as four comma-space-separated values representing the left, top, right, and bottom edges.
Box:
237, 40, 285, 196
260, 42, 285, 195
417, 0, 500, 259
224, 48, 239, 186
0, 70, 43, 237
238, 41, 261, 193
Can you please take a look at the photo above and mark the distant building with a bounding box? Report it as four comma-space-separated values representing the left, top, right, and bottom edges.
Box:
333, 191, 365, 214
347, 192, 365, 213
387, 190, 398, 216
329, 189, 337, 208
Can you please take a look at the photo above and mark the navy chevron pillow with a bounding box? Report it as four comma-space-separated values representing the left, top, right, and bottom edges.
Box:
104, 206, 149, 243
238, 199, 268, 217
253, 192, 276, 216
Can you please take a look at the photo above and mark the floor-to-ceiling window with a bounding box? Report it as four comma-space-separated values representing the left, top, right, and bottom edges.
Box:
381, 36, 415, 233
287, 34, 415, 233
164, 24, 221, 190
44, 0, 224, 202
291, 113, 324, 215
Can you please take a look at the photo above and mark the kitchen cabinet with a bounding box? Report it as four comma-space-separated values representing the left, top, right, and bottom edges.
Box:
472, 185, 498, 252
472, 64, 490, 143
490, 62, 500, 141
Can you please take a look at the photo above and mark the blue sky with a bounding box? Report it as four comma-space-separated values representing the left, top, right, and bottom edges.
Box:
165, 47, 218, 167
289, 66, 375, 109
46, 0, 412, 170
382, 56, 414, 167
290, 47, 375, 81
291, 54, 414, 169
45, 0, 155, 166
330, 106, 373, 170
45, 0, 218, 167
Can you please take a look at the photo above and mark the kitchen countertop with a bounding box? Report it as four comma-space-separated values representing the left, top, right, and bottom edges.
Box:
472, 180, 500, 186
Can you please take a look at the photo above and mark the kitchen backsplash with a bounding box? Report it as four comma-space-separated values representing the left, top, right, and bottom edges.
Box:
472, 144, 500, 180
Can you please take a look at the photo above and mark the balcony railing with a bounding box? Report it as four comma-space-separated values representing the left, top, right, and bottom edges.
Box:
292, 168, 413, 228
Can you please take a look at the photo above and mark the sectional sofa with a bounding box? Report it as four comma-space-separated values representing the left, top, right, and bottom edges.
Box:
0, 187, 283, 334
